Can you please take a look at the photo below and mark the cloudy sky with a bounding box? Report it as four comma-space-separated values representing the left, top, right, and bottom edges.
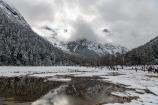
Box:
6, 0, 158, 49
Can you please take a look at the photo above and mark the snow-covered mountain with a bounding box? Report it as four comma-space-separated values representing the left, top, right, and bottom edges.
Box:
39, 26, 128, 58
0, 0, 75, 66
67, 39, 128, 58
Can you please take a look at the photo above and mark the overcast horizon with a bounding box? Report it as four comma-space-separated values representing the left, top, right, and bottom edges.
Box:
6, 0, 158, 49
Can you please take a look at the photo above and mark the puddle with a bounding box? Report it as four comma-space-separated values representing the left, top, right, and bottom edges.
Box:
0, 76, 138, 105
33, 77, 138, 105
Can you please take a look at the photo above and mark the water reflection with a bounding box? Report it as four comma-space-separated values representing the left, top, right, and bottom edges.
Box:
32, 85, 95, 105
0, 76, 137, 105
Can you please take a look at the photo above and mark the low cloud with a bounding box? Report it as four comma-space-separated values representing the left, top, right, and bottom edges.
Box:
6, 0, 158, 49
71, 18, 99, 41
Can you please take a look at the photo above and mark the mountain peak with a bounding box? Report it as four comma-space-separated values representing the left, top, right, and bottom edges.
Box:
67, 39, 128, 58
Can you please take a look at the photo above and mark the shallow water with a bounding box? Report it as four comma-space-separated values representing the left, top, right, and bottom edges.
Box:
0, 76, 137, 105
0, 98, 31, 105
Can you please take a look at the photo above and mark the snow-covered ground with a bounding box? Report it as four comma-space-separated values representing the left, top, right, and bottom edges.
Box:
0, 66, 158, 105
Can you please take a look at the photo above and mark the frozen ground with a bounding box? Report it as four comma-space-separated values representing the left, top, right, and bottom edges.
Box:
0, 66, 158, 105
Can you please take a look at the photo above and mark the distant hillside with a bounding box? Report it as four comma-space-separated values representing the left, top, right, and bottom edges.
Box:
125, 36, 158, 65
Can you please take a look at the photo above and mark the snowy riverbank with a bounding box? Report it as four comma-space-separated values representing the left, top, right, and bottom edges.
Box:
0, 66, 158, 105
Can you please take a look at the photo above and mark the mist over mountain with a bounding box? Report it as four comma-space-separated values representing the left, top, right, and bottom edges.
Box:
38, 26, 128, 58
6, 0, 158, 49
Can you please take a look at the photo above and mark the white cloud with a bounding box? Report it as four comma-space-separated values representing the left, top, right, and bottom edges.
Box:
6, 0, 158, 49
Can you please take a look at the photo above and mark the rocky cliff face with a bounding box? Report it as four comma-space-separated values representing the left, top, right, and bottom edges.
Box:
0, 0, 73, 66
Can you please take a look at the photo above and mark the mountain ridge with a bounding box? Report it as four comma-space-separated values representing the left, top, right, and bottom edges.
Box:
67, 39, 128, 58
